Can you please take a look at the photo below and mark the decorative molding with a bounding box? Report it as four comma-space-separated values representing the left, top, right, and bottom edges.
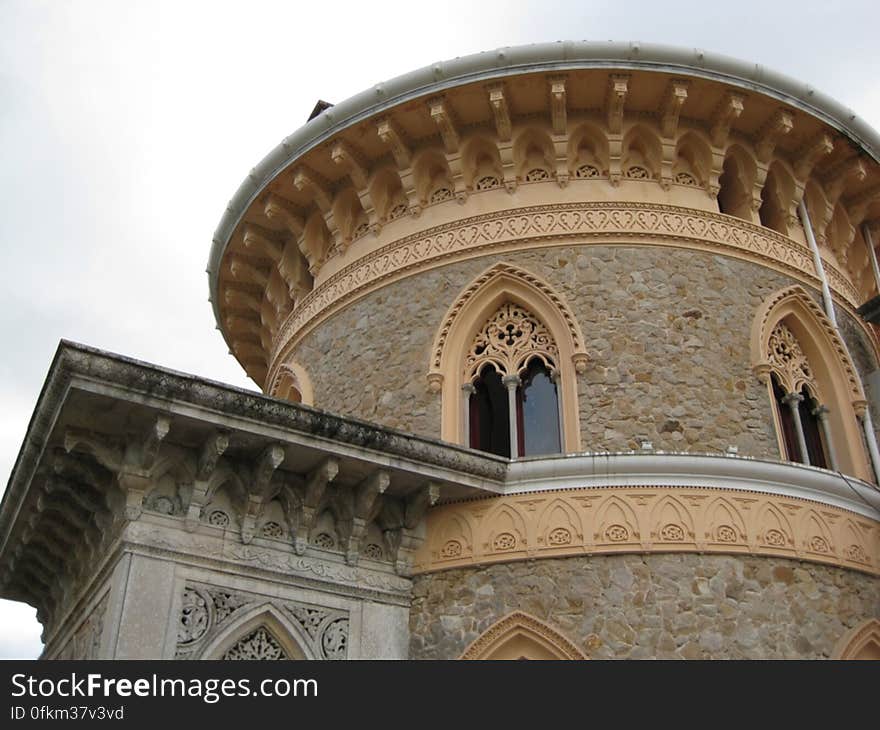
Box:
464, 302, 558, 380
751, 284, 864, 403
426, 261, 586, 452
832, 618, 880, 659
267, 202, 861, 388
175, 582, 349, 660
460, 610, 587, 660
414, 487, 880, 576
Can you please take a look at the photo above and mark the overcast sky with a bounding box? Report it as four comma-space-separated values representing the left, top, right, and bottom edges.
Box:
1, 0, 878, 660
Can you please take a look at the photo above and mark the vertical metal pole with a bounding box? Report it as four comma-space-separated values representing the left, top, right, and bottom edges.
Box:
798, 198, 837, 327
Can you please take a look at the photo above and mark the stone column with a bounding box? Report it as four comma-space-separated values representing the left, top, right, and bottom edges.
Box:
502, 374, 521, 459
812, 404, 839, 471
782, 392, 809, 465
461, 382, 475, 446
551, 369, 565, 453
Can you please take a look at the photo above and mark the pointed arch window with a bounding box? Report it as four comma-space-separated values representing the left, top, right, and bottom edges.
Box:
463, 302, 562, 458
767, 321, 833, 469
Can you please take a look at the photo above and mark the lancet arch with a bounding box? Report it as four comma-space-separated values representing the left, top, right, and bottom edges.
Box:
460, 611, 587, 660
428, 263, 587, 453
833, 618, 880, 660
751, 285, 870, 480
200, 603, 313, 660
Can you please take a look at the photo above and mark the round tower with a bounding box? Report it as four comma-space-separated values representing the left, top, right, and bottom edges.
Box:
208, 42, 880, 659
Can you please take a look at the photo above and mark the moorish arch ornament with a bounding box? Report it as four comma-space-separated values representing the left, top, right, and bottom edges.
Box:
460, 611, 587, 660
750, 285, 871, 481
428, 263, 587, 451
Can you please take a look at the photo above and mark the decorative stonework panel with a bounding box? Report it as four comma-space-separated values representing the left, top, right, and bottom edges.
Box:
414, 487, 880, 576
269, 202, 860, 383
767, 321, 817, 395
222, 627, 288, 660
174, 583, 349, 660
464, 302, 558, 380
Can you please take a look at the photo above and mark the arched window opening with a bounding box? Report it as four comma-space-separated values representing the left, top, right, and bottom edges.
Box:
767, 321, 835, 470
772, 374, 800, 462
799, 389, 828, 469
463, 302, 562, 459
469, 365, 510, 458
519, 358, 561, 456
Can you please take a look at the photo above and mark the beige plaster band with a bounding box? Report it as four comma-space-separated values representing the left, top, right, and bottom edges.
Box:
413, 486, 880, 576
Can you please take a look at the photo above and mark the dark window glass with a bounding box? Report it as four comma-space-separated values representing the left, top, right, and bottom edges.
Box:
773, 375, 801, 462
519, 359, 561, 457
799, 390, 828, 469
469, 365, 510, 458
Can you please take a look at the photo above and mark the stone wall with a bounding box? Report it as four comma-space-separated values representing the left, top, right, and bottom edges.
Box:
295, 244, 872, 457
409, 554, 880, 659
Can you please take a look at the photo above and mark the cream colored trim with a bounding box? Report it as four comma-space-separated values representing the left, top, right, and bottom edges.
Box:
459, 611, 587, 660
414, 487, 880, 576
266, 202, 865, 389
832, 618, 880, 660
268, 360, 314, 405
750, 285, 870, 480
427, 262, 585, 452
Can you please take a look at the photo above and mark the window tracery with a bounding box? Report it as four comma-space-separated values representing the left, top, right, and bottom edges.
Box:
766, 322, 830, 469
465, 302, 561, 458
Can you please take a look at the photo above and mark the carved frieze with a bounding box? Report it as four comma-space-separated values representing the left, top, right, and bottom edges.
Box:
414, 487, 880, 576
175, 583, 349, 660
268, 201, 861, 386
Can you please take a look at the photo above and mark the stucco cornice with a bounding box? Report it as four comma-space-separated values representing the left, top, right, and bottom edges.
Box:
208, 40, 880, 326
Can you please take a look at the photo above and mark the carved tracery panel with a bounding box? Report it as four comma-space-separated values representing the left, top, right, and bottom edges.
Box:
222, 627, 288, 660
464, 302, 558, 381
767, 321, 817, 395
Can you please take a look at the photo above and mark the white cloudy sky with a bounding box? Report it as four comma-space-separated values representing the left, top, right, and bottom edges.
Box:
1, 0, 878, 659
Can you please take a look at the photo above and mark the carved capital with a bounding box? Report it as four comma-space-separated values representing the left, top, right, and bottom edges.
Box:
487, 83, 512, 141
330, 140, 369, 189
242, 224, 283, 264
752, 363, 772, 385
229, 257, 268, 288
710, 92, 744, 148
428, 97, 459, 153
660, 80, 689, 139
426, 371, 443, 394
755, 109, 793, 163
572, 353, 589, 374
549, 76, 567, 136
197, 432, 229, 481
294, 458, 338, 555
606, 75, 629, 134
376, 117, 411, 169
293, 167, 333, 212
823, 156, 867, 203
794, 133, 834, 181
263, 194, 305, 237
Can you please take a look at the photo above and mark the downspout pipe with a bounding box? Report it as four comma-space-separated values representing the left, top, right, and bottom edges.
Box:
799, 199, 880, 486
798, 198, 837, 327
860, 222, 880, 487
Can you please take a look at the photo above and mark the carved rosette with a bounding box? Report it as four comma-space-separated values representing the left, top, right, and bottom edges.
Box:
175, 583, 349, 660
